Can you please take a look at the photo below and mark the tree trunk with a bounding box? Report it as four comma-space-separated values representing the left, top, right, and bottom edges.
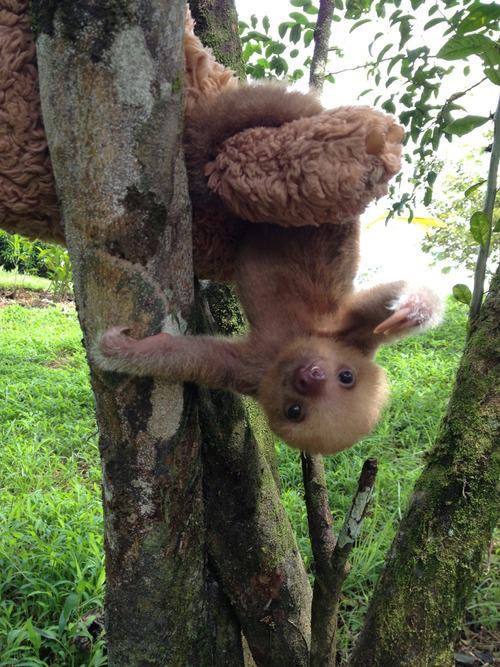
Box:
32, 1, 242, 664
351, 265, 500, 666
33, 1, 311, 664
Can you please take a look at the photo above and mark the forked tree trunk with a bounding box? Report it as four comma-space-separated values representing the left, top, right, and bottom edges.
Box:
351, 265, 500, 666
32, 1, 311, 664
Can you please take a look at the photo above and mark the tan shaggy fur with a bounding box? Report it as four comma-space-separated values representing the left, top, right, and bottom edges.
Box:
0, 0, 62, 243
1, 3, 402, 284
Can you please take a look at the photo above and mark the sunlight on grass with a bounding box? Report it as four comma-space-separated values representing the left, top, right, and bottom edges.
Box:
0, 268, 51, 292
0, 298, 497, 665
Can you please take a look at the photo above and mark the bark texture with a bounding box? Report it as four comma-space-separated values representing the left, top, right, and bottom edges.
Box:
188, 0, 245, 79
32, 1, 242, 664
188, 2, 313, 659
304, 458, 377, 667
199, 282, 311, 665
351, 265, 500, 666
309, 0, 334, 92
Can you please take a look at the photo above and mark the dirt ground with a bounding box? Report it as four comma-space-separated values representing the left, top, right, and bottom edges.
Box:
0, 287, 74, 311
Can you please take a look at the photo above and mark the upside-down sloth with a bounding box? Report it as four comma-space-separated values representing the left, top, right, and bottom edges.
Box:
1, 7, 441, 454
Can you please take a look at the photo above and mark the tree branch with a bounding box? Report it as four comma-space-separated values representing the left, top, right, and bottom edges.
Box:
469, 94, 500, 324
309, 0, 335, 91
300, 454, 378, 667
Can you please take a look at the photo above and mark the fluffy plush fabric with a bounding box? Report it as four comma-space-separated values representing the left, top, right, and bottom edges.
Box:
205, 106, 403, 227
0, 3, 402, 284
0, 0, 62, 242
184, 7, 238, 114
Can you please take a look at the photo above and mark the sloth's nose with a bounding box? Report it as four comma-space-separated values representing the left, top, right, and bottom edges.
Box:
293, 364, 326, 395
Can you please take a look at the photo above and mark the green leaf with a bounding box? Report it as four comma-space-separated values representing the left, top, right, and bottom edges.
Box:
289, 11, 309, 24
265, 42, 286, 56
244, 30, 271, 43
303, 29, 314, 47
427, 170, 437, 185
251, 14, 257, 29
291, 0, 309, 5
359, 88, 372, 97
305, 4, 319, 14
334, 0, 344, 8
444, 115, 490, 137
290, 23, 302, 43
350, 18, 371, 32
377, 43, 393, 62
424, 17, 446, 29
263, 15, 270, 33
58, 592, 79, 636
399, 19, 412, 49
484, 66, 500, 85
494, 218, 500, 233
458, 3, 500, 34
400, 92, 413, 107
278, 22, 291, 38
271, 56, 289, 76
24, 619, 41, 652
382, 99, 396, 114
290, 48, 299, 58
387, 54, 403, 74
452, 284, 472, 305
437, 34, 499, 62
464, 180, 486, 198
389, 8, 402, 23
469, 211, 490, 247
423, 186, 433, 206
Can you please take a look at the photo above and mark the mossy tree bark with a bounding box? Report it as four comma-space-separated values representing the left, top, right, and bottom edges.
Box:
351, 264, 500, 666
32, 1, 242, 664
32, 1, 311, 664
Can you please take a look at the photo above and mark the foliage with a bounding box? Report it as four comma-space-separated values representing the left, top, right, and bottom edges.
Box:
38, 246, 73, 299
421, 148, 500, 281
0, 306, 104, 666
239, 0, 499, 214
238, 2, 342, 83
0, 232, 72, 298
0, 299, 497, 664
0, 231, 47, 278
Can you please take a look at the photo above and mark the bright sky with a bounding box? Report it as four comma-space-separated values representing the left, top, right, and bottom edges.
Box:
235, 0, 498, 293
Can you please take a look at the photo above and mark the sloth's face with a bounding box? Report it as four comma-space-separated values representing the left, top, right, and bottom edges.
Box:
258, 337, 388, 454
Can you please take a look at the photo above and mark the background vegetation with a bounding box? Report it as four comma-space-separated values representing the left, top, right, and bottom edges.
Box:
0, 295, 497, 665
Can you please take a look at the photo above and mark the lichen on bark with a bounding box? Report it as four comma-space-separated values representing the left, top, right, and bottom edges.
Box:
35, 1, 242, 664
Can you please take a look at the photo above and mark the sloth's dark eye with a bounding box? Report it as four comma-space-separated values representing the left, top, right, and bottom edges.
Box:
286, 404, 303, 421
337, 369, 356, 388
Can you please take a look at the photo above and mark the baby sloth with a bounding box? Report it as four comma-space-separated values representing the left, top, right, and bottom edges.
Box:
97, 81, 441, 455
98, 222, 441, 455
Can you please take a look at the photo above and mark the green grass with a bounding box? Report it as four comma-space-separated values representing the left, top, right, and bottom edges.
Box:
278, 299, 499, 656
0, 299, 497, 665
0, 269, 52, 293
